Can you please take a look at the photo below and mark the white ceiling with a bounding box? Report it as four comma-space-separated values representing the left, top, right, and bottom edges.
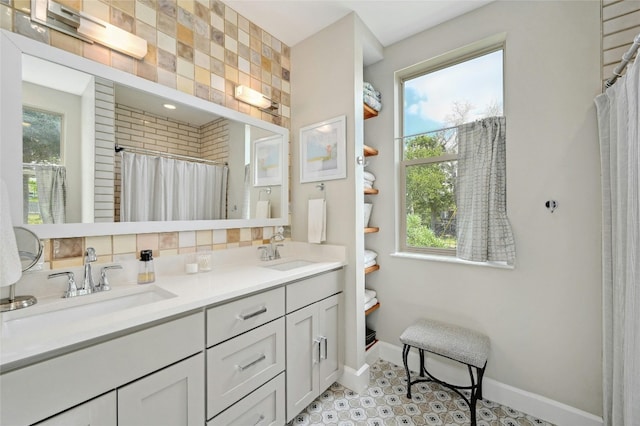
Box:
225, 1, 493, 53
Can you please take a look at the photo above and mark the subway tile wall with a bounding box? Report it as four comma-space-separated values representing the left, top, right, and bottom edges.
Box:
0, 0, 291, 269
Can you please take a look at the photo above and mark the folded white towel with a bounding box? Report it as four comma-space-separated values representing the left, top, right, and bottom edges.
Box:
363, 171, 376, 182
364, 181, 373, 189
0, 180, 22, 287
364, 249, 378, 263
308, 198, 326, 244
364, 297, 378, 311
364, 259, 377, 269
364, 289, 377, 303
255, 200, 270, 219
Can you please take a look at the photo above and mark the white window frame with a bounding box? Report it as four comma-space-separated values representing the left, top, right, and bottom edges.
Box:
394, 34, 506, 258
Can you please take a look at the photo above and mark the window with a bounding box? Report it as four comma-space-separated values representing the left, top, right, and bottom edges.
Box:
399, 49, 504, 256
22, 107, 64, 224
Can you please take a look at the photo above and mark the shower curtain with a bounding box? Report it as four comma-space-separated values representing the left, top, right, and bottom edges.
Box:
120, 152, 228, 222
595, 55, 639, 426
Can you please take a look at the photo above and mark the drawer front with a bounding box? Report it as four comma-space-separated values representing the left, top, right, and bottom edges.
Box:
207, 373, 285, 426
286, 269, 343, 313
207, 286, 285, 346
207, 317, 285, 418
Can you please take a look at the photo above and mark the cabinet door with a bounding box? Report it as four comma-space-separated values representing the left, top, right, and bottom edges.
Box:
285, 303, 319, 421
318, 294, 342, 391
35, 392, 116, 426
118, 353, 205, 426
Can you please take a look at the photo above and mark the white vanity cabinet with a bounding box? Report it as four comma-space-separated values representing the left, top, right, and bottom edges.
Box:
285, 270, 343, 422
1, 312, 204, 426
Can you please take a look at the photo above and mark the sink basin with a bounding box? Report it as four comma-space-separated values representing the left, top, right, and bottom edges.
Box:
1, 287, 176, 338
262, 260, 316, 271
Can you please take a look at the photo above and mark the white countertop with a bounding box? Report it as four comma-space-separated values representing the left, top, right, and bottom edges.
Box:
0, 242, 346, 371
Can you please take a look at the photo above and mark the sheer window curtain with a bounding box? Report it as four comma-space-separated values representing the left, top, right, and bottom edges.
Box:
456, 116, 516, 265
595, 54, 639, 426
120, 152, 228, 222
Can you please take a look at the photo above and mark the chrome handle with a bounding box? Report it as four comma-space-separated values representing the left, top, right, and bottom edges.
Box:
320, 336, 327, 360
238, 306, 267, 320
237, 353, 266, 371
313, 338, 321, 365
48, 272, 77, 298
98, 264, 122, 291
253, 414, 265, 426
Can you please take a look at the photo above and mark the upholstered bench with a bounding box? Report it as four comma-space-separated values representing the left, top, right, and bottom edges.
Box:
400, 318, 490, 426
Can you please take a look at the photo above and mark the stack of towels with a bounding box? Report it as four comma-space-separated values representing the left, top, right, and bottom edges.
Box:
364, 82, 382, 112
364, 170, 376, 191
364, 288, 378, 311
364, 249, 377, 269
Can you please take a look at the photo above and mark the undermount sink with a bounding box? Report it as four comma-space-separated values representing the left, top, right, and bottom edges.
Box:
1, 287, 176, 338
262, 259, 316, 271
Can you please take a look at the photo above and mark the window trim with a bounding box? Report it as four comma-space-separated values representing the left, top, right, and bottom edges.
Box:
395, 33, 507, 257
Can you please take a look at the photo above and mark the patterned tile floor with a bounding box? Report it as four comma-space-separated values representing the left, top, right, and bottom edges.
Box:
288, 360, 554, 426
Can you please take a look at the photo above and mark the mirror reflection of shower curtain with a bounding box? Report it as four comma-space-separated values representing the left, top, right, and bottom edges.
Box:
32, 165, 67, 224
120, 152, 228, 222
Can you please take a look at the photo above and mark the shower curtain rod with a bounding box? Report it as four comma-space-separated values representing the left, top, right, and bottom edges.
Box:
605, 33, 640, 88
115, 143, 228, 166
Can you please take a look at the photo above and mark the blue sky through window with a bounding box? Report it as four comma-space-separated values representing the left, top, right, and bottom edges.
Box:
403, 50, 503, 136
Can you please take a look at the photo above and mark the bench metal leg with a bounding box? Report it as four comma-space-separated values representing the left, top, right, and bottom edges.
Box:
402, 344, 487, 426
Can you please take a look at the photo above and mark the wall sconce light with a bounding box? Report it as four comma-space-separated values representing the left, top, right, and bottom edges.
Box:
234, 85, 279, 116
30, 0, 147, 60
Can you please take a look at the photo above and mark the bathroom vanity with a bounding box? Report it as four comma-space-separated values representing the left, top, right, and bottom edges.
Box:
0, 245, 345, 425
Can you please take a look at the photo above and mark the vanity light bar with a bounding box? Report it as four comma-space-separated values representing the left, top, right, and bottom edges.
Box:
234, 85, 280, 116
30, 0, 147, 60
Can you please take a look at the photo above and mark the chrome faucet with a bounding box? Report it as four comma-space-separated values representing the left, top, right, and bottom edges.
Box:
258, 231, 285, 261
82, 247, 97, 292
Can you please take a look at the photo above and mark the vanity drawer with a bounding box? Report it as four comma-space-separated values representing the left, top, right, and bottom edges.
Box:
286, 269, 343, 313
207, 373, 285, 426
207, 287, 285, 346
206, 317, 285, 418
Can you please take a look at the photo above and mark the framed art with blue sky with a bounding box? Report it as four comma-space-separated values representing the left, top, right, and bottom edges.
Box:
299, 115, 346, 183
254, 135, 282, 187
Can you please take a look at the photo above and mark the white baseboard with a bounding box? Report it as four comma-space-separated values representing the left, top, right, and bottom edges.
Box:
377, 341, 603, 426
339, 362, 370, 394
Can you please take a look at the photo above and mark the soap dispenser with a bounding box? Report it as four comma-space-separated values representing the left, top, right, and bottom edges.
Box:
137, 249, 155, 284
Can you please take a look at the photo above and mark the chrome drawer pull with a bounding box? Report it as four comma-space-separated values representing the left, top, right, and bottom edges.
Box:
237, 353, 266, 371
253, 414, 265, 425
238, 306, 267, 320
320, 336, 327, 360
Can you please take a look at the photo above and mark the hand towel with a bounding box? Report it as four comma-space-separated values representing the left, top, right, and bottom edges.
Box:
364, 181, 374, 189
255, 200, 271, 219
364, 259, 377, 269
364, 297, 378, 311
363, 171, 376, 182
0, 180, 22, 286
308, 199, 326, 244
364, 289, 377, 304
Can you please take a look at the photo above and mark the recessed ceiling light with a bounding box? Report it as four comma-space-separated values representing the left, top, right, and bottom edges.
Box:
163, 103, 176, 110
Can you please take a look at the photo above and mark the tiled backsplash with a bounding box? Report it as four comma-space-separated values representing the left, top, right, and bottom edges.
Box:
1, 0, 293, 272
43, 227, 285, 270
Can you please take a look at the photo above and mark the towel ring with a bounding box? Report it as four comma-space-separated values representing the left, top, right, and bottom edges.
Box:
259, 187, 271, 201
316, 182, 326, 200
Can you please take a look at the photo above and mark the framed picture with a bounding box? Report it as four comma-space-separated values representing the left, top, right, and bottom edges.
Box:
253, 135, 282, 186
299, 115, 346, 183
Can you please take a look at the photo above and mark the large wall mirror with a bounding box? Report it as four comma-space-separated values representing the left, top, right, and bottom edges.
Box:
1, 30, 289, 238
